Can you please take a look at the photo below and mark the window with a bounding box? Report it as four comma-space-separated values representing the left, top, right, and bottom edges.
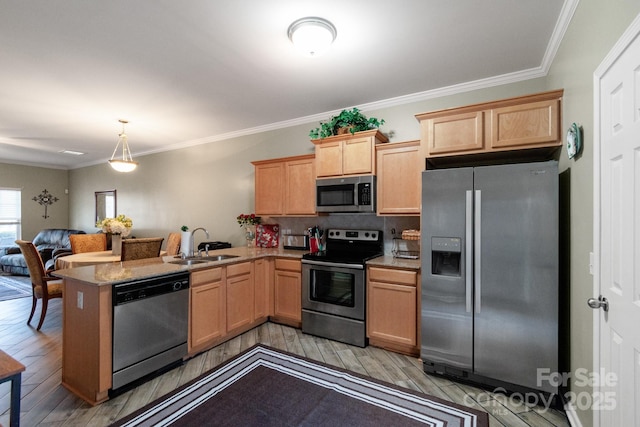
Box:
0, 188, 21, 246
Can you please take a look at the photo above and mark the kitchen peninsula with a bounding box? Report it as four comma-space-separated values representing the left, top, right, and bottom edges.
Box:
52, 246, 303, 405
53, 245, 419, 405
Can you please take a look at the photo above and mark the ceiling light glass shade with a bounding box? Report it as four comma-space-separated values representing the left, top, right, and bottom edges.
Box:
288, 17, 337, 57
108, 119, 138, 172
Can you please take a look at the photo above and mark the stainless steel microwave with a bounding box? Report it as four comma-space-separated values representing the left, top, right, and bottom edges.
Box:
316, 175, 376, 213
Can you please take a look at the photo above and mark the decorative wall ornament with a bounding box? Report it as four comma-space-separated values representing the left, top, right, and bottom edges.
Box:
32, 189, 59, 219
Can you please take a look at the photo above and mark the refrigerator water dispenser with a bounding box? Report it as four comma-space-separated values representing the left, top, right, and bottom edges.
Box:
431, 237, 461, 276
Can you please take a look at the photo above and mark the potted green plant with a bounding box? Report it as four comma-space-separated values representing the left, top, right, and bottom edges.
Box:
309, 108, 385, 139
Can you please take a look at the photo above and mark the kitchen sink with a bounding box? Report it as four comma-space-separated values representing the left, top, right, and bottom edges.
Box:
169, 254, 239, 265
168, 259, 207, 265
201, 254, 239, 261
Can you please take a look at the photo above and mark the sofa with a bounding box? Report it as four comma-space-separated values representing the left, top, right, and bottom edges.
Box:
0, 228, 86, 275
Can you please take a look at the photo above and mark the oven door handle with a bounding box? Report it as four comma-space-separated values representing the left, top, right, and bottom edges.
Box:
302, 259, 365, 270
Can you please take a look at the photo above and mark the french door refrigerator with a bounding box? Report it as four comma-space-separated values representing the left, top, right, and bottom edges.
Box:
420, 160, 558, 394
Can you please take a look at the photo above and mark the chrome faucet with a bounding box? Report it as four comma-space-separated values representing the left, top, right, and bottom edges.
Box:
190, 227, 209, 257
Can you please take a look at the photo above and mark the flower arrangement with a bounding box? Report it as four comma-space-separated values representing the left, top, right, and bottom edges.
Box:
96, 214, 133, 236
236, 213, 261, 227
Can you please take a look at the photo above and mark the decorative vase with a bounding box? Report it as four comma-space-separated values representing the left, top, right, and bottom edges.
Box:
245, 226, 256, 248
112, 234, 122, 255
181, 231, 192, 257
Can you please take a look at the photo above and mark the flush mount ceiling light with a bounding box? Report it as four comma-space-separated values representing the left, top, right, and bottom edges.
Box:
288, 17, 337, 57
108, 119, 138, 172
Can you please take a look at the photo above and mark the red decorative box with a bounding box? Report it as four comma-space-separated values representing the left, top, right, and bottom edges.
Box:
256, 224, 279, 248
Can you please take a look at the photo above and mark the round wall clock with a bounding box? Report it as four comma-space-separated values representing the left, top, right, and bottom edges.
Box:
566, 122, 582, 159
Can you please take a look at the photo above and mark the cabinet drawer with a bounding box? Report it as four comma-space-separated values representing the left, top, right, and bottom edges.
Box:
226, 261, 252, 277
368, 267, 417, 286
275, 258, 301, 272
191, 267, 222, 286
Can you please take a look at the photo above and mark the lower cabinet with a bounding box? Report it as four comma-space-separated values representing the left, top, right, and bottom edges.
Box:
188, 258, 419, 359
189, 267, 225, 354
254, 258, 272, 321
226, 262, 255, 334
367, 266, 420, 356
272, 258, 302, 327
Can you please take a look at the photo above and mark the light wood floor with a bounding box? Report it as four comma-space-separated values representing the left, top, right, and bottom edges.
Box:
0, 296, 569, 427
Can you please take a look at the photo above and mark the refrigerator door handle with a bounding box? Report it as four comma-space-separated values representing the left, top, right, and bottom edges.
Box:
465, 190, 473, 313
474, 190, 482, 313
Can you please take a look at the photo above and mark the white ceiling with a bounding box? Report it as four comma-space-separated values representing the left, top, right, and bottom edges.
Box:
0, 0, 572, 170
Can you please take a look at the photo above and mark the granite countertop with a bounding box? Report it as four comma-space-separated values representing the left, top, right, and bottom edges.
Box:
52, 246, 306, 286
52, 246, 422, 286
367, 255, 421, 270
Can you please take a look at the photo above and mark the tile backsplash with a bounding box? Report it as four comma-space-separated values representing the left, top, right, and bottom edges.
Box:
267, 215, 420, 255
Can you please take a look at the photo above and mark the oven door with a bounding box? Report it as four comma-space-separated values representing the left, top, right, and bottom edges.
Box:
302, 260, 365, 320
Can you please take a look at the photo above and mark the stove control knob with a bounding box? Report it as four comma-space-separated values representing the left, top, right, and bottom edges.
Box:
364, 232, 370, 238
371, 233, 377, 239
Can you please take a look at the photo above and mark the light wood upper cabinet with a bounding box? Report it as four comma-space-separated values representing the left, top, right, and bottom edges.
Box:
490, 99, 560, 149
424, 111, 485, 155
312, 130, 389, 178
367, 266, 419, 356
313, 139, 342, 177
252, 154, 316, 216
416, 90, 563, 160
190, 267, 225, 353
253, 161, 284, 215
376, 141, 421, 215
284, 157, 316, 215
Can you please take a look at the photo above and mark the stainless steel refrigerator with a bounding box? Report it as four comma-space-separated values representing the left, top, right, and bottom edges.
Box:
420, 160, 558, 394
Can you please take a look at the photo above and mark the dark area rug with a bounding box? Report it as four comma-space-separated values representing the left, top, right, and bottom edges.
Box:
0, 273, 31, 301
112, 344, 489, 427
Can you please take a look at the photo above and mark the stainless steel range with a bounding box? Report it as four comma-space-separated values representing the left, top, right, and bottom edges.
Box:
301, 229, 383, 347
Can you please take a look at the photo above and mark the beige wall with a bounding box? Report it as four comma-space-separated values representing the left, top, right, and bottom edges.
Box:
545, 2, 640, 426
0, 163, 70, 240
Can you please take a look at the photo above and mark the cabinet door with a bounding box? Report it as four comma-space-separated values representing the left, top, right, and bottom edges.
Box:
490, 98, 560, 149
424, 111, 484, 156
315, 140, 343, 177
284, 157, 316, 215
254, 162, 284, 215
376, 142, 421, 215
273, 268, 301, 325
190, 268, 225, 352
342, 136, 374, 175
254, 258, 270, 320
368, 281, 417, 346
367, 267, 418, 355
226, 262, 254, 333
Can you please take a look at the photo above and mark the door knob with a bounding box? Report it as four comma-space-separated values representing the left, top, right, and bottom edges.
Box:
587, 295, 609, 312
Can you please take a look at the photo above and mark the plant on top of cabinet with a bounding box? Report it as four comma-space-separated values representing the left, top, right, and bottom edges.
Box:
309, 108, 385, 139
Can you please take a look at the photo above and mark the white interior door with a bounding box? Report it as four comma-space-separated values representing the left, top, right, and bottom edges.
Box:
594, 13, 640, 427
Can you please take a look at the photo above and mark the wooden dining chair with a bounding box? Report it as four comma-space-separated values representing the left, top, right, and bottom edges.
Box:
69, 233, 107, 254
120, 237, 164, 261
15, 240, 64, 331
165, 232, 181, 256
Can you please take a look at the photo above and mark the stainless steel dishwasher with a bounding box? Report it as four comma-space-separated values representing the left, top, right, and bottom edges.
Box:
112, 271, 189, 391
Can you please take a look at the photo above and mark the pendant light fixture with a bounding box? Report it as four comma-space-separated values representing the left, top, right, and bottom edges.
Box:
288, 17, 337, 57
108, 119, 138, 172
